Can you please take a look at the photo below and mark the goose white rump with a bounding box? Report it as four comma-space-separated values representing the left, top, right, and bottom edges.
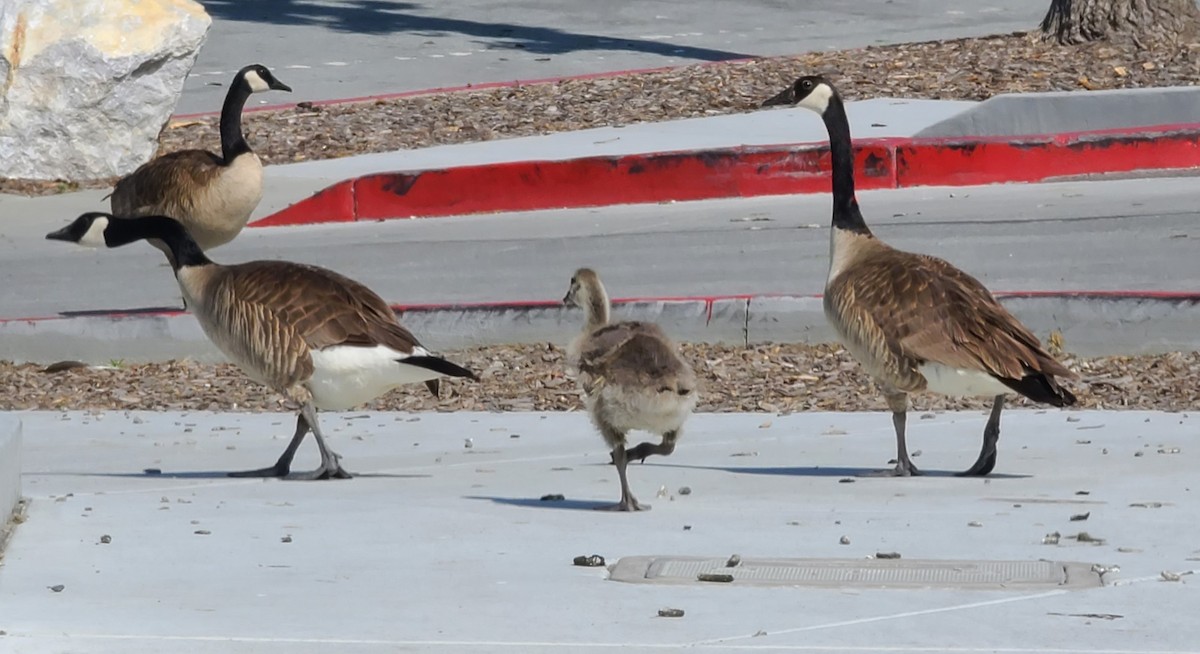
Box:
918, 363, 1012, 398
309, 345, 441, 410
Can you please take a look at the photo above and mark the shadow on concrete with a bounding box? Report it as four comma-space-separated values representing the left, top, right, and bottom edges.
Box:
199, 0, 749, 60
29, 470, 433, 480
466, 495, 612, 511
642, 462, 1033, 479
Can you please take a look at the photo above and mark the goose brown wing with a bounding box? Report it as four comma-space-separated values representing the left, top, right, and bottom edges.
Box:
110, 150, 224, 216
828, 252, 1074, 382
578, 321, 692, 389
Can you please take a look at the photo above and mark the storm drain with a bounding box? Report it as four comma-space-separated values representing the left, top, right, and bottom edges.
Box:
609, 556, 1104, 590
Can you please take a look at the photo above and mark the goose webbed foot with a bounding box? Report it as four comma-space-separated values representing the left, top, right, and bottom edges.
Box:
287, 452, 353, 481
595, 496, 650, 512
859, 460, 923, 478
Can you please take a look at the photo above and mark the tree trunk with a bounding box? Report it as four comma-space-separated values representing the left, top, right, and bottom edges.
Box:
1041, 0, 1200, 45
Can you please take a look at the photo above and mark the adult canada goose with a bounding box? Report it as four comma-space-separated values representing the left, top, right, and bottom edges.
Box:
562, 268, 697, 511
762, 76, 1077, 477
46, 212, 477, 480
109, 64, 291, 258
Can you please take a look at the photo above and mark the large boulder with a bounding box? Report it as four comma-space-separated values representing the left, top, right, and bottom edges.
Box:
0, 0, 210, 182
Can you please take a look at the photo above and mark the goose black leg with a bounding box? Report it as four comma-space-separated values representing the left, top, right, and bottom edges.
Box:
596, 427, 648, 511
227, 412, 309, 478
625, 429, 679, 463
958, 395, 1004, 477
861, 391, 922, 477
288, 403, 353, 480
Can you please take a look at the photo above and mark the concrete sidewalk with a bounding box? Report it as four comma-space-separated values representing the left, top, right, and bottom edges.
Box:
0, 409, 1196, 652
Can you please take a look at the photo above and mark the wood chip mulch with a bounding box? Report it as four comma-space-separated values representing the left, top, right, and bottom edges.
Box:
3, 343, 1196, 414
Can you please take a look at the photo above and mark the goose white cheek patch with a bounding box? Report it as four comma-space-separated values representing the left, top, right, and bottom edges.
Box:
244, 70, 270, 93
798, 84, 834, 114
78, 217, 109, 248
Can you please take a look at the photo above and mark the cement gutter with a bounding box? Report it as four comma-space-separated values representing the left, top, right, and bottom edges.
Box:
3, 292, 1196, 365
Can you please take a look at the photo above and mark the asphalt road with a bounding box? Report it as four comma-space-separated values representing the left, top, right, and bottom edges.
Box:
178, 0, 1050, 114
3, 177, 1196, 320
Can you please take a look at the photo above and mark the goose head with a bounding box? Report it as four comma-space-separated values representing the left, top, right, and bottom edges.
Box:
238, 64, 292, 94
46, 211, 113, 248
761, 75, 836, 115
562, 268, 601, 308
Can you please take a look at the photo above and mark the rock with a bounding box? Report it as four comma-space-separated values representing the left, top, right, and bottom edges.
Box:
0, 0, 211, 182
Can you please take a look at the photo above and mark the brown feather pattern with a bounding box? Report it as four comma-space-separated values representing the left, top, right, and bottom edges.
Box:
825, 238, 1075, 397
111, 150, 224, 217
576, 321, 696, 396
185, 261, 424, 394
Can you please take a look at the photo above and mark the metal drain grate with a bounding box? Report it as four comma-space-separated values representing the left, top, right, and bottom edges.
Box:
609, 556, 1104, 590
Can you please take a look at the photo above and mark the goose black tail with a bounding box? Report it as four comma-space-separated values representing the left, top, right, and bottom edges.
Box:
400, 355, 479, 381
999, 373, 1077, 407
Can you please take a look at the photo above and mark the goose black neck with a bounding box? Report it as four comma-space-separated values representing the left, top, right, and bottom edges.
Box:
821, 95, 871, 235
218, 80, 253, 163
106, 216, 213, 269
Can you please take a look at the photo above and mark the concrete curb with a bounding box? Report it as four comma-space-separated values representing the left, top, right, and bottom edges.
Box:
250, 123, 1200, 227
0, 414, 21, 548
2, 292, 1197, 365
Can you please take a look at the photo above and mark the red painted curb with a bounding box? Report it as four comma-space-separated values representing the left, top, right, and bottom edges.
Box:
249, 123, 1200, 228
5, 291, 1197, 326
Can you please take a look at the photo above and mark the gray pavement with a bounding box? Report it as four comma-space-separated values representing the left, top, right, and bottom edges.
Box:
180, 0, 1049, 114
2, 177, 1197, 321
1, 409, 1197, 652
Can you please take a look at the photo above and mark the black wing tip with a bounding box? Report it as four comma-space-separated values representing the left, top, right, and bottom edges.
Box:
999, 373, 1077, 407
400, 355, 479, 381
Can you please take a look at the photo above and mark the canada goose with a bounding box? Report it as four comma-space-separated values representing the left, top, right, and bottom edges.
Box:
762, 76, 1077, 477
109, 64, 291, 259
562, 268, 697, 511
46, 212, 477, 480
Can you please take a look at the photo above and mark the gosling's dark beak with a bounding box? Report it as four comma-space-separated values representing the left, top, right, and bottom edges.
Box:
761, 87, 796, 108
46, 226, 73, 241
270, 79, 292, 93
561, 292, 572, 305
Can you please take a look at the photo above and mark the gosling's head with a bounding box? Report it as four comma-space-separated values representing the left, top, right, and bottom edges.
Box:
237, 64, 292, 94
562, 268, 602, 308
761, 75, 836, 115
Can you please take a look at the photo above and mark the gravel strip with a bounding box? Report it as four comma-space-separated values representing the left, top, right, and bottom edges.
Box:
2, 343, 1195, 414
2, 31, 1196, 195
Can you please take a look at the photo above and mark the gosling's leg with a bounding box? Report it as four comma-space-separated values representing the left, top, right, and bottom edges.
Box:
227, 412, 308, 478
626, 429, 679, 463
861, 391, 922, 477
958, 395, 1004, 477
288, 403, 353, 481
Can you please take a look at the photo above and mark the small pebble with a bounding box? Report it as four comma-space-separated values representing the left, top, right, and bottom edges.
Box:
875, 552, 901, 560
838, 478, 856, 484
657, 608, 685, 618
725, 554, 742, 568
1043, 531, 1062, 545
656, 485, 669, 498
49, 585, 65, 593
698, 573, 734, 583
464, 438, 473, 449
573, 554, 606, 567
1070, 512, 1090, 521
99, 534, 111, 544
1066, 416, 1081, 422
678, 486, 692, 496
539, 494, 565, 502
510, 433, 520, 439
839, 536, 850, 545
194, 529, 211, 535
968, 521, 982, 527
911, 449, 922, 457
143, 468, 162, 475
1161, 571, 1183, 582
683, 525, 692, 531
281, 535, 293, 543
1134, 451, 1144, 457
